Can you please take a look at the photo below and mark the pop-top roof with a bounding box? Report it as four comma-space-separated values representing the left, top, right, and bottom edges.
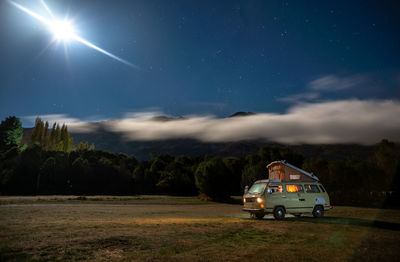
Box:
267, 160, 320, 181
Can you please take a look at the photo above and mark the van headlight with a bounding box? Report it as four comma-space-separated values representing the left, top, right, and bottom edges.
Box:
243, 198, 246, 203
256, 197, 263, 203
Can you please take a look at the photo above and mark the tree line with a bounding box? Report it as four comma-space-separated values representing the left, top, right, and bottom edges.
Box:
30, 117, 94, 151
0, 116, 399, 207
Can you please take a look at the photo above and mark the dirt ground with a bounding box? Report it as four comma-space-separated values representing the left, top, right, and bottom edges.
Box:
1, 196, 399, 261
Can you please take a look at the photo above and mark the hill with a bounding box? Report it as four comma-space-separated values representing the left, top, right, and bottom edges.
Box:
22, 131, 378, 161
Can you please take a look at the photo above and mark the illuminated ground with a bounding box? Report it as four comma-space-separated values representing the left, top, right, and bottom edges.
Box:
1, 196, 399, 261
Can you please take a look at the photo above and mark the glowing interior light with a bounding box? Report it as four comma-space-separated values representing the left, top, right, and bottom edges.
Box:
50, 20, 75, 41
286, 185, 298, 192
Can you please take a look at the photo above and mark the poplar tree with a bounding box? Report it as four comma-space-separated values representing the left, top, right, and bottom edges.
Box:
31, 117, 44, 145
55, 124, 61, 149
48, 123, 57, 150
43, 121, 49, 148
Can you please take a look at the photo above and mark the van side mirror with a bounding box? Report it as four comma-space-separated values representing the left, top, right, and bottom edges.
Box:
267, 188, 272, 194
244, 186, 249, 194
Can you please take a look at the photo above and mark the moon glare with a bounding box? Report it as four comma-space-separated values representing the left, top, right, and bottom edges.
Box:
9, 0, 136, 68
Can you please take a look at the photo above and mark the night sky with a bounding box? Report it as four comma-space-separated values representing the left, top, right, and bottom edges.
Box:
1, 0, 400, 127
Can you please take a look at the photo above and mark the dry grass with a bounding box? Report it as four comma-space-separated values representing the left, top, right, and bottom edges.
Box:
0, 196, 399, 262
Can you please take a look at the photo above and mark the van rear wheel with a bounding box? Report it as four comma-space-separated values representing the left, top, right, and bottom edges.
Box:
313, 206, 324, 218
273, 207, 285, 220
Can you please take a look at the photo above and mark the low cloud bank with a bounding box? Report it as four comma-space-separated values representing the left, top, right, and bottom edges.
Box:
104, 100, 400, 144
25, 99, 400, 145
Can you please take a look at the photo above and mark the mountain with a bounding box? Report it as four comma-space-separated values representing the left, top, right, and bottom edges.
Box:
70, 130, 378, 161
70, 129, 270, 160
22, 128, 378, 161
229, 112, 255, 117
149, 115, 186, 122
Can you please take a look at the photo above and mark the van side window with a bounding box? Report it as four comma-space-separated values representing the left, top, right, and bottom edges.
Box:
319, 185, 326, 192
286, 184, 304, 193
305, 184, 321, 193
268, 184, 282, 193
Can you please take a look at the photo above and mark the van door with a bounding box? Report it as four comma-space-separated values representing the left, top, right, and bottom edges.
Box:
296, 184, 312, 212
265, 184, 283, 212
283, 184, 307, 213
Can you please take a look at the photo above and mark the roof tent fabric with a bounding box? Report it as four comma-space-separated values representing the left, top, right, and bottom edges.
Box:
267, 160, 320, 182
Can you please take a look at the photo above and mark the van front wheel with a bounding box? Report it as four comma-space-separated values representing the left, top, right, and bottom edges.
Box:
273, 207, 285, 220
313, 206, 324, 218
255, 212, 265, 219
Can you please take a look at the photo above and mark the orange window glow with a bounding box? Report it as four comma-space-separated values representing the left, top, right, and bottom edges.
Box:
286, 185, 298, 192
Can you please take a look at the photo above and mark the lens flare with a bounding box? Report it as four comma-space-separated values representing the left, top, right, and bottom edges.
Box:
40, 0, 54, 18
9, 0, 137, 68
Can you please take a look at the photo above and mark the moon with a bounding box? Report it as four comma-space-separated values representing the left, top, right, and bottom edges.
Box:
50, 20, 76, 41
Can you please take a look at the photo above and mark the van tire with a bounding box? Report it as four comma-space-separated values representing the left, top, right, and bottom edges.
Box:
313, 206, 324, 218
273, 207, 285, 220
255, 212, 265, 219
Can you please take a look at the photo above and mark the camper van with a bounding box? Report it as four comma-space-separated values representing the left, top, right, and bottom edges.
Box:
242, 160, 332, 220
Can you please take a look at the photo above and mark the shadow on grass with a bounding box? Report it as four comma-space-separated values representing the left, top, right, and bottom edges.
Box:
198, 194, 243, 205
0, 251, 32, 262
284, 216, 400, 231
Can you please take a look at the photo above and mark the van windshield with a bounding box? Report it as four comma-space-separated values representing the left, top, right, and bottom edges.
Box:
248, 183, 267, 194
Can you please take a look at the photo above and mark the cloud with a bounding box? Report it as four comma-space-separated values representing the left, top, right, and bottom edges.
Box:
279, 74, 367, 103
123, 111, 164, 120
23, 114, 80, 125
100, 99, 400, 144
308, 74, 366, 91
67, 122, 99, 133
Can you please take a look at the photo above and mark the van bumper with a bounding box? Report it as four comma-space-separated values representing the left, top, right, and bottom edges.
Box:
243, 208, 263, 212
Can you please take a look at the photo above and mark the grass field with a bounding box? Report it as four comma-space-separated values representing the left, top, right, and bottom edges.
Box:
1, 196, 400, 262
